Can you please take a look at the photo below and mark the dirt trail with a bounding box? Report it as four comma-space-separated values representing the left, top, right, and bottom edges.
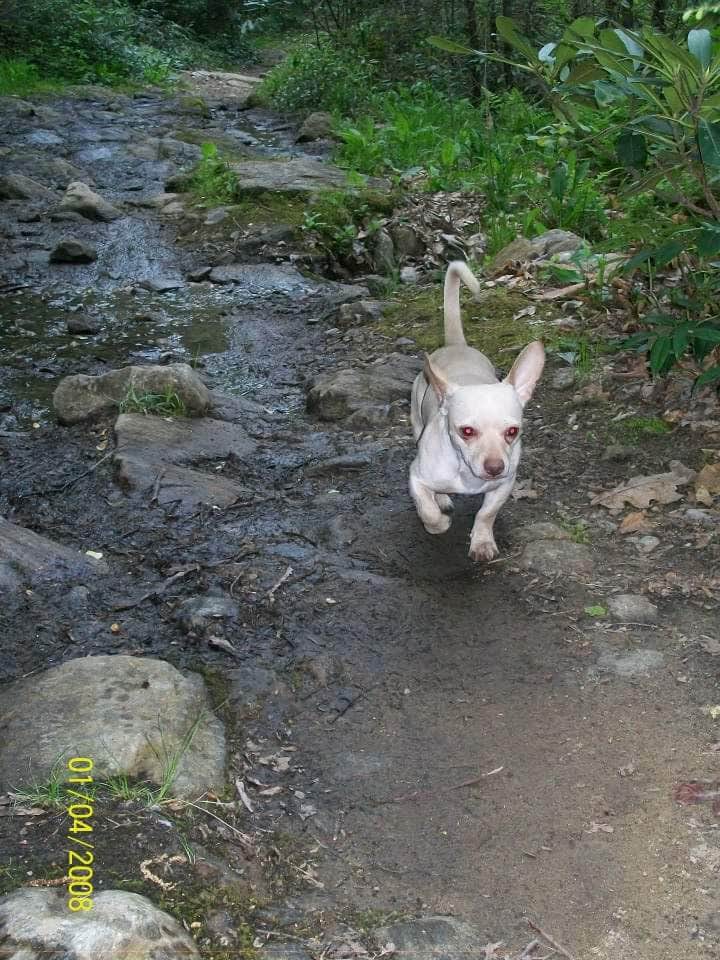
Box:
1, 75, 719, 960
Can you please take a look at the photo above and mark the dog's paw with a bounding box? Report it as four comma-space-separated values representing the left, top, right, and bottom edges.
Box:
468, 537, 499, 562
423, 513, 452, 535
436, 494, 453, 514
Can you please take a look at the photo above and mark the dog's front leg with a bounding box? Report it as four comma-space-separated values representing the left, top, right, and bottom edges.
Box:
468, 479, 515, 561
409, 461, 451, 535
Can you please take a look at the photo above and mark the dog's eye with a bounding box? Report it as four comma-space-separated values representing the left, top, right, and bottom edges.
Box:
505, 426, 519, 441
460, 426, 477, 439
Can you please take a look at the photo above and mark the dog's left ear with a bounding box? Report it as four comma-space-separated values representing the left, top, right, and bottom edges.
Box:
505, 341, 545, 406
424, 354, 453, 402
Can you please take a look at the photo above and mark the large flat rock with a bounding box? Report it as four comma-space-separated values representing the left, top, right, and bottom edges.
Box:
0, 888, 200, 959
208, 261, 319, 293
0, 516, 107, 592
53, 363, 211, 425
229, 156, 385, 195
114, 413, 257, 510
0, 655, 225, 799
307, 354, 421, 423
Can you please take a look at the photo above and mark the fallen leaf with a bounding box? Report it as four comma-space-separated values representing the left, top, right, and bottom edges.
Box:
258, 785, 283, 796
235, 778, 254, 813
696, 462, 720, 496
533, 281, 586, 301
298, 802, 317, 820
511, 479, 539, 500
85, 550, 103, 560
618, 762, 637, 777
674, 781, 720, 805
587, 821, 614, 833
512, 305, 536, 320
619, 510, 654, 534
591, 461, 695, 515
708, 705, 720, 720
699, 636, 720, 656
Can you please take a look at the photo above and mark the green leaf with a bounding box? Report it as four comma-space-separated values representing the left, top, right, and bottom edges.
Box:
563, 17, 597, 42
650, 239, 686, 266
694, 365, 720, 389
495, 17, 537, 61
698, 222, 720, 256
538, 42, 557, 64
550, 162, 568, 199
616, 130, 647, 168
688, 28, 713, 69
427, 36, 475, 56
584, 605, 607, 618
692, 326, 720, 343
650, 335, 674, 374
663, 85, 686, 113
698, 118, 720, 167
673, 327, 689, 357
614, 29, 644, 60
564, 61, 606, 84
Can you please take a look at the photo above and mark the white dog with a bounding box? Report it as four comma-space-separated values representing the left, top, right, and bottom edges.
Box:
409, 261, 545, 561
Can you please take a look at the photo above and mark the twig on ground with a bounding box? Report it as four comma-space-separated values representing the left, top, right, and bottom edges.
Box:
267, 564, 293, 603
113, 565, 200, 610
150, 469, 165, 505
526, 919, 576, 960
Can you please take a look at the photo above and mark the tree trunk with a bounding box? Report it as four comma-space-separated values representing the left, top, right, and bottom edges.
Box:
464, 0, 483, 97
651, 0, 667, 31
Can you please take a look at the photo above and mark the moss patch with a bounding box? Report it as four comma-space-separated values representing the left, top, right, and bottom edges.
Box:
612, 416, 672, 444
377, 285, 553, 361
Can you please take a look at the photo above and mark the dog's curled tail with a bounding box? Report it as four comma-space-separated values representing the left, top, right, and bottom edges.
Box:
443, 260, 481, 347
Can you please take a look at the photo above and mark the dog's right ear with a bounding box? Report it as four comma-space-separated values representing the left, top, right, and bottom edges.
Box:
424, 354, 452, 402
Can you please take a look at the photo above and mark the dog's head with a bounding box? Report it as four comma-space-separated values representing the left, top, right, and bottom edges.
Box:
424, 341, 545, 482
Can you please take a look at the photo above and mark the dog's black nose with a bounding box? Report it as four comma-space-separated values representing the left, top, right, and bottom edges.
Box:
484, 458, 504, 477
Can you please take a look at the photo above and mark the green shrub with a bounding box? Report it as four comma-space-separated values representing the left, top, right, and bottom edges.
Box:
189, 142, 239, 205
258, 36, 376, 114
0, 57, 59, 95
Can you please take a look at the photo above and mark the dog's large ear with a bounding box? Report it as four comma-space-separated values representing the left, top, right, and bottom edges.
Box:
505, 341, 545, 406
424, 354, 452, 402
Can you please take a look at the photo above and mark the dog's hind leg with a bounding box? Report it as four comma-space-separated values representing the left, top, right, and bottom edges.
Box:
436, 494, 453, 514
409, 463, 451, 535
468, 479, 514, 561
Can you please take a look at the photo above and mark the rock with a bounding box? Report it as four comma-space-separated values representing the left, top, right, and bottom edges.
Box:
551, 367, 576, 390
513, 521, 571, 545
0, 173, 55, 202
304, 453, 373, 477
53, 363, 211, 424
307, 354, 421, 422
631, 534, 661, 554
296, 111, 334, 141
67, 314, 102, 335
233, 223, 297, 255
488, 229, 585, 276
0, 516, 107, 591
137, 276, 184, 292
373, 916, 486, 960
607, 593, 659, 624
175, 593, 240, 633
0, 888, 200, 960
373, 228, 395, 274
519, 539, 594, 578
59, 180, 121, 221
49, 237, 97, 263
0, 656, 225, 798
596, 648, 665, 678
336, 300, 387, 328
204, 206, 228, 225
114, 413, 257, 511
208, 262, 317, 296
601, 444, 634, 462
260, 945, 313, 960
316, 514, 359, 549
390, 222, 424, 258
229, 156, 369, 195
400, 265, 420, 283
684, 508, 718, 526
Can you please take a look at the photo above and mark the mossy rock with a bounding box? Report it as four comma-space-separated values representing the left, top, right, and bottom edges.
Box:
177, 94, 210, 118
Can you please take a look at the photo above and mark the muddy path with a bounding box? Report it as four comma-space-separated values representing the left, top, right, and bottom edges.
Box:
1, 75, 720, 960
